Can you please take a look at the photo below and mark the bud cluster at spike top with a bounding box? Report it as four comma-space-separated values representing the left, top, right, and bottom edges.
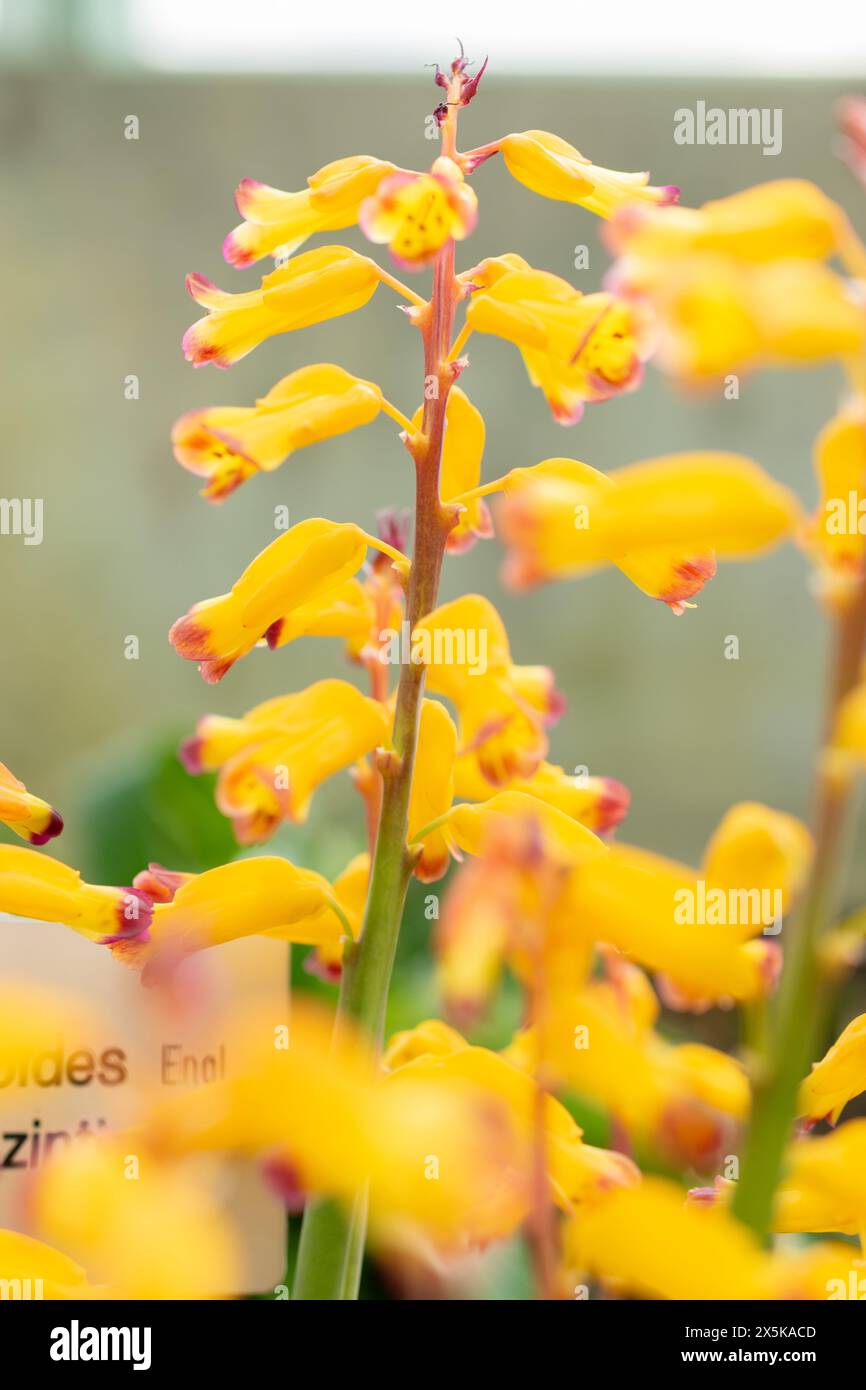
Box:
3, 46, 866, 1308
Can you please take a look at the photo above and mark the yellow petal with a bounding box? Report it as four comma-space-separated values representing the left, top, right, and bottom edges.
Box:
0, 761, 63, 844
501, 130, 678, 217
172, 364, 383, 501
799, 1014, 866, 1125
409, 699, 458, 882
183, 247, 381, 367
0, 845, 151, 944
439, 791, 607, 868
169, 519, 407, 683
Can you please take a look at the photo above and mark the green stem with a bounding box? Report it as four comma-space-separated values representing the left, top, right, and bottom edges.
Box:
732, 577, 866, 1237
292, 231, 460, 1300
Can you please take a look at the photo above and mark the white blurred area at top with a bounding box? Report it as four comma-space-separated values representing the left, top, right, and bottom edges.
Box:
128, 0, 865, 75
1, 0, 858, 76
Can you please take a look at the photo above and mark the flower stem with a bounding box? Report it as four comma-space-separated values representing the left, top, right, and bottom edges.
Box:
732, 575, 866, 1237
292, 213, 461, 1303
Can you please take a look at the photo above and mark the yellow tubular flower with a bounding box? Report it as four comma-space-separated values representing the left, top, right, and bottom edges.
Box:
623, 255, 866, 385
223, 156, 397, 268
411, 388, 493, 553
567, 803, 812, 1010
799, 1013, 866, 1125
417, 593, 563, 786
523, 968, 750, 1171
803, 406, 866, 609
0, 845, 152, 945
0, 1230, 96, 1300
180, 680, 391, 843
182, 246, 383, 368
32, 1137, 241, 1299
828, 675, 866, 780
465, 263, 648, 423
499, 130, 679, 217
435, 791, 607, 868
453, 759, 630, 836
409, 700, 458, 883
495, 452, 801, 609
774, 1121, 866, 1241
0, 761, 63, 845
563, 1176, 844, 1301
171, 364, 385, 502
359, 157, 477, 269
109, 855, 352, 980
169, 518, 407, 684
148, 1001, 530, 1248
606, 180, 849, 265
384, 1022, 639, 1223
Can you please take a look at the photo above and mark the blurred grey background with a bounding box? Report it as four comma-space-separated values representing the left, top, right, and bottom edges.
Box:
1, 3, 864, 921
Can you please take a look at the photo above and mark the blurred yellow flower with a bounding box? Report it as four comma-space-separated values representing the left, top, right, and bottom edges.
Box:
384, 1020, 639, 1222
493, 453, 800, 608
32, 1137, 241, 1299
803, 405, 866, 609
799, 1013, 866, 1125
0, 1230, 95, 1300
568, 802, 812, 1009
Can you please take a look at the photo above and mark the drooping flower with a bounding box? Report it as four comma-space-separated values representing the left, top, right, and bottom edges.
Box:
223, 156, 397, 268
110, 853, 359, 980
431, 790, 607, 870
612, 254, 866, 385
0, 845, 151, 944
408, 700, 458, 883
464, 257, 649, 423
799, 1013, 866, 1125
169, 518, 407, 683
0, 762, 62, 845
179, 680, 391, 842
411, 388, 493, 552
565, 802, 812, 1010
171, 364, 385, 502
491, 452, 800, 609
360, 157, 477, 269
802, 405, 866, 610
182, 246, 384, 368
605, 180, 850, 267
499, 761, 629, 833
498, 130, 679, 216
415, 593, 563, 786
